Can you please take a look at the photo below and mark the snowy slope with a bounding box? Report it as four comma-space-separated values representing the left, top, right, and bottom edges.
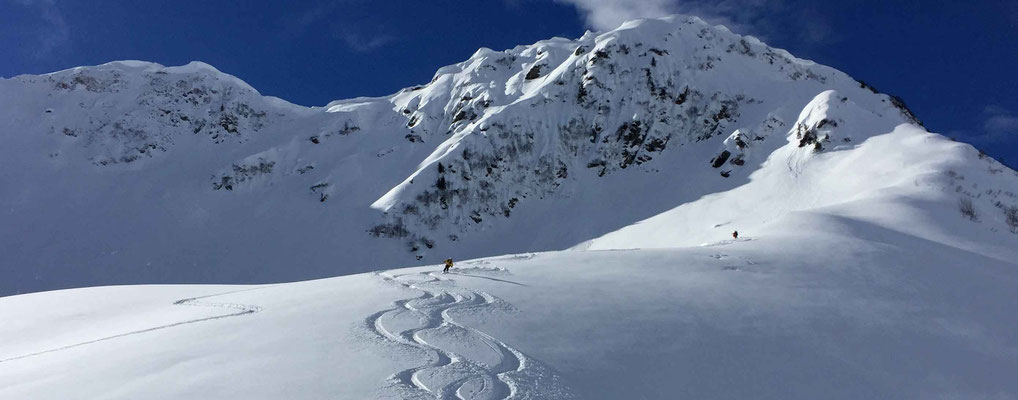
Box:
3, 12, 1018, 400
4, 15, 986, 296
585, 90, 1018, 263
2, 235, 1016, 399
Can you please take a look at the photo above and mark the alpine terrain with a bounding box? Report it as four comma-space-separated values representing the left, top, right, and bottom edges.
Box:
1, 15, 1017, 399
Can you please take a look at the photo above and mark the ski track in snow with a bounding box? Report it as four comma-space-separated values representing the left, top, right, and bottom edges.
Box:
368, 270, 531, 400
0, 288, 263, 364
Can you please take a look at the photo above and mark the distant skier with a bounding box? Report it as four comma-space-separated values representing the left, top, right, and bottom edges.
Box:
732, 230, 739, 239
443, 258, 454, 273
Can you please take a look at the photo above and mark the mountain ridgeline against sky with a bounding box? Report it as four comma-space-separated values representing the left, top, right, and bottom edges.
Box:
2, 16, 1016, 295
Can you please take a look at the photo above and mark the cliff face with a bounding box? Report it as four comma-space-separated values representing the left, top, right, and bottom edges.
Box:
365, 16, 920, 253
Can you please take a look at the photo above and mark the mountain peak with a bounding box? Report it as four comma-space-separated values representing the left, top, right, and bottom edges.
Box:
0, 16, 1014, 296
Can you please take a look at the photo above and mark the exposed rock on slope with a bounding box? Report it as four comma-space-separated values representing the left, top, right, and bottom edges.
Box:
0, 16, 1010, 295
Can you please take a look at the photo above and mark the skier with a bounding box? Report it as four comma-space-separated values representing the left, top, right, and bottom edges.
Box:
732, 230, 739, 239
443, 258, 454, 273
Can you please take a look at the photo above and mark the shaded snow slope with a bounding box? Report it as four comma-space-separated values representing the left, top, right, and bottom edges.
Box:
2, 15, 1015, 296
2, 230, 1016, 399
585, 90, 1018, 263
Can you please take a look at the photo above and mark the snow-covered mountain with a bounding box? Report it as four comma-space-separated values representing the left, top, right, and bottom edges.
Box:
2, 15, 1016, 298
3, 14, 1018, 400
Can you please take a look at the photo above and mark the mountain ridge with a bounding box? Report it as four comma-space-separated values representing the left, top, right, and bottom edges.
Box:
1, 15, 1014, 296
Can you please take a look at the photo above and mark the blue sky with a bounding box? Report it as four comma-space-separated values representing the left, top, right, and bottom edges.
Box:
2, 0, 1016, 166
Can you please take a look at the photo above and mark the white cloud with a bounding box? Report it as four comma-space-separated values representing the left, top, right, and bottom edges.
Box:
278, 2, 395, 53
985, 114, 1018, 133
795, 8, 833, 44
338, 32, 396, 53
554, 0, 776, 36
553, 0, 842, 47
12, 0, 70, 58
963, 105, 1018, 147
279, 2, 342, 36
554, 0, 675, 31
954, 105, 1018, 168
979, 106, 1018, 143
